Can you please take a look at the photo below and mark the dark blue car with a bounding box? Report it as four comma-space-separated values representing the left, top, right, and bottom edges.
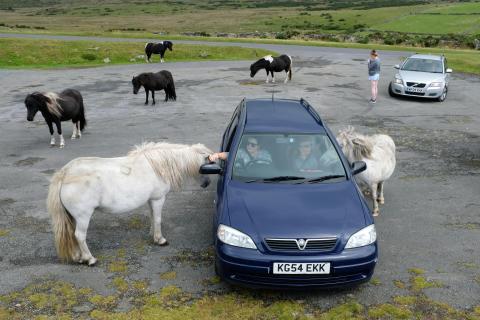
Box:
200, 98, 377, 288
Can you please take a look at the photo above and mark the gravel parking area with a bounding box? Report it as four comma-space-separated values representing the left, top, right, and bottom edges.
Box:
0, 40, 479, 315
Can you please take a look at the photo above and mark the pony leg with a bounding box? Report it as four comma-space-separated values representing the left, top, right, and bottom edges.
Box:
47, 121, 55, 146
76, 122, 82, 139
145, 90, 149, 105
271, 73, 275, 83
160, 55, 164, 63
59, 135, 65, 148
284, 70, 289, 83
377, 182, 385, 204
73, 212, 97, 266
149, 197, 168, 246
265, 70, 269, 83
151, 91, 155, 105
71, 123, 77, 140
55, 121, 65, 148
370, 182, 380, 216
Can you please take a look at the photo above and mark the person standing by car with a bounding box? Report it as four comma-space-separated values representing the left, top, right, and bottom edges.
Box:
368, 50, 381, 104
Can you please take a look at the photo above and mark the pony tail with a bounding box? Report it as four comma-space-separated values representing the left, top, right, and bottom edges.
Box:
47, 169, 79, 262
288, 56, 293, 80
79, 95, 87, 131
167, 80, 176, 101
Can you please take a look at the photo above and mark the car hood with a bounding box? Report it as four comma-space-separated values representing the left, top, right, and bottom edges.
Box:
398, 70, 445, 83
225, 180, 367, 240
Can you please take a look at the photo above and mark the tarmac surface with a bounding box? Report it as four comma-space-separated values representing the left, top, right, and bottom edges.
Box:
0, 36, 479, 311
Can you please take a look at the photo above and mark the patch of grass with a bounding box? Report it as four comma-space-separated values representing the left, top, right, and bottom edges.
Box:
410, 276, 443, 291
108, 260, 128, 273
112, 277, 129, 293
318, 301, 363, 320
0, 38, 276, 69
159, 271, 177, 281
393, 280, 406, 289
408, 267, 425, 275
368, 303, 412, 319
0, 229, 10, 237
89, 295, 118, 310
370, 277, 382, 286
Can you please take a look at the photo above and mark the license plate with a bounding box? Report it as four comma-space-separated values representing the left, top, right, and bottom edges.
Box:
406, 87, 424, 93
273, 262, 330, 274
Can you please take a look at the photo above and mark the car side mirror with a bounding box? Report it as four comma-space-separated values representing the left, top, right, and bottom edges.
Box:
394, 64, 400, 69
446, 68, 452, 73
351, 161, 367, 175
200, 163, 222, 175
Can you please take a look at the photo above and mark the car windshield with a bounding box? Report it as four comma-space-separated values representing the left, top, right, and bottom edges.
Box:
401, 58, 443, 73
232, 133, 346, 183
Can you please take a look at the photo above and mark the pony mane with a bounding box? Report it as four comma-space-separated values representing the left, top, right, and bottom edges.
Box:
128, 142, 212, 191
337, 126, 373, 160
43, 92, 63, 118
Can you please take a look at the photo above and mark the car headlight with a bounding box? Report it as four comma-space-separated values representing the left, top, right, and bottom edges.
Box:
345, 224, 376, 249
429, 82, 444, 88
217, 224, 257, 249
394, 75, 403, 84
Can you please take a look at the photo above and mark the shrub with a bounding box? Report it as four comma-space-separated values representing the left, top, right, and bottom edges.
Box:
81, 53, 97, 61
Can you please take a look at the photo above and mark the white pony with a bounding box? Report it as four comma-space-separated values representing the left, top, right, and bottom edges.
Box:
337, 127, 396, 216
47, 142, 213, 265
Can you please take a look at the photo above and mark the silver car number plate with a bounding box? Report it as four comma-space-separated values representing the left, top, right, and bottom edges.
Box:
406, 87, 424, 93
273, 262, 330, 274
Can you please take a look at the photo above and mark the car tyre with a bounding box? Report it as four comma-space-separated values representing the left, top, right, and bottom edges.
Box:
388, 82, 397, 98
437, 87, 447, 102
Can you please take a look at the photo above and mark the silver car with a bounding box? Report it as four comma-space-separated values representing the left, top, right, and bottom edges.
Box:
389, 54, 452, 102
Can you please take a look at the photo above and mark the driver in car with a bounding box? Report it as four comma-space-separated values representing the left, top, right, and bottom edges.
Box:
208, 137, 272, 166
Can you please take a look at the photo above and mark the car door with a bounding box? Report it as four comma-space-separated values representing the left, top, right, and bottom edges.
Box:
215, 101, 241, 229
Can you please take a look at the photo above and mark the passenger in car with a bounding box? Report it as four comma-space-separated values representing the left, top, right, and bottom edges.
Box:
208, 137, 272, 166
293, 138, 319, 171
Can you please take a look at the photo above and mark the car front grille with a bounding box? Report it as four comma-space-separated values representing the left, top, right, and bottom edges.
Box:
265, 238, 337, 251
406, 82, 426, 88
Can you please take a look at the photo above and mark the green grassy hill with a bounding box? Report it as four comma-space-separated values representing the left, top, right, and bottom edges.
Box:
1, 1, 479, 52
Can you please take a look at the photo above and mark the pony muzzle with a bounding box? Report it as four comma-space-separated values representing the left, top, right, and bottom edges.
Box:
200, 176, 211, 188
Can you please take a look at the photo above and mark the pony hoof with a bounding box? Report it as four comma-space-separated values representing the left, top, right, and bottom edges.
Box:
87, 257, 97, 266
378, 198, 385, 204
71, 136, 77, 140
59, 144, 65, 149
372, 211, 380, 217
154, 237, 168, 246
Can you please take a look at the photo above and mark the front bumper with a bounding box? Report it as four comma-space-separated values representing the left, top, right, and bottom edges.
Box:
391, 82, 444, 98
216, 242, 378, 288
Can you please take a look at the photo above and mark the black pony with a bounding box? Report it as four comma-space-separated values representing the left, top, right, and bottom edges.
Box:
250, 54, 293, 83
132, 70, 176, 105
145, 41, 173, 63
24, 89, 87, 148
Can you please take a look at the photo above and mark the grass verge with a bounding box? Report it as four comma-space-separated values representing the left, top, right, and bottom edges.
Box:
0, 38, 276, 69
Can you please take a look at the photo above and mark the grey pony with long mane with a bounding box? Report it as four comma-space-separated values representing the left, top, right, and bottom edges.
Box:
337, 126, 396, 216
47, 142, 212, 265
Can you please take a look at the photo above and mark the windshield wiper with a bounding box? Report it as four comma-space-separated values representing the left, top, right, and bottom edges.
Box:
299, 175, 345, 184
262, 176, 306, 182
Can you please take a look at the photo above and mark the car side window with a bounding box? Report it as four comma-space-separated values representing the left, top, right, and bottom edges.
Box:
222, 106, 240, 151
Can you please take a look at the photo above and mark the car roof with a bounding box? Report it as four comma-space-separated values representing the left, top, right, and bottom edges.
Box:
408, 54, 443, 61
243, 98, 326, 133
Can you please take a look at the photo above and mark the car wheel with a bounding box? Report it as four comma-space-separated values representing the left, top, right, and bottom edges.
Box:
388, 82, 396, 97
437, 87, 447, 102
